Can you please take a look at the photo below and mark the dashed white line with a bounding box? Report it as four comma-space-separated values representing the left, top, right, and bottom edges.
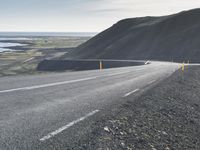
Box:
40, 110, 99, 142
145, 61, 151, 65
123, 89, 139, 97
0, 69, 142, 93
23, 57, 34, 63
0, 77, 97, 93
147, 80, 156, 85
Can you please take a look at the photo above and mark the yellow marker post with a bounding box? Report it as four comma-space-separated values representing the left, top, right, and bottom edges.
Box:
182, 63, 184, 71
100, 61, 103, 70
181, 62, 185, 81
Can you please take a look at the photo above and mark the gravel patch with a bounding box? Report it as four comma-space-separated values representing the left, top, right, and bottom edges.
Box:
75, 66, 200, 150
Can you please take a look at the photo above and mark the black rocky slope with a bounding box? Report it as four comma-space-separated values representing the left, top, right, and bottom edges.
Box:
68, 8, 200, 63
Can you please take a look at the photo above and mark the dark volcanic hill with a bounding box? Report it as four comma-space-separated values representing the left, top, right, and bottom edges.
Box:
67, 8, 200, 63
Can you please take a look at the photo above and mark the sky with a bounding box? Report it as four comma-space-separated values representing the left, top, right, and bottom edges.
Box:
0, 0, 200, 32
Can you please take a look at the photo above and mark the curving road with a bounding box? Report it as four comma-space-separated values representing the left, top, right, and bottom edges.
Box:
0, 61, 179, 149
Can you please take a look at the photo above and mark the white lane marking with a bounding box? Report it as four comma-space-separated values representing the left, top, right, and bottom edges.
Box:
0, 77, 97, 93
145, 61, 150, 65
147, 80, 156, 85
23, 57, 34, 63
40, 110, 99, 142
123, 89, 139, 97
0, 68, 143, 93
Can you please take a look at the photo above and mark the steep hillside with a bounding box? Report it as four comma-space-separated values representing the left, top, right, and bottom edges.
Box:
67, 8, 200, 63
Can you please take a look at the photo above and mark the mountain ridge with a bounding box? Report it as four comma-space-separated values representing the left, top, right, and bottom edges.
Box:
67, 8, 200, 63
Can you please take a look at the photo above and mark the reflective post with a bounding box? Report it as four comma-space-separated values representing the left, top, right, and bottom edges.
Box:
100, 61, 103, 70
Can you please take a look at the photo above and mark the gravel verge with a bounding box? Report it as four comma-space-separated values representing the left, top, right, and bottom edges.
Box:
75, 66, 200, 150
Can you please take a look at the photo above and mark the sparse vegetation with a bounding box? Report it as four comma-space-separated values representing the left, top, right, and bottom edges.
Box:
0, 36, 90, 76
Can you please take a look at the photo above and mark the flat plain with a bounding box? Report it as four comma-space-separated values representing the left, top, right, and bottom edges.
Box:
0, 36, 90, 76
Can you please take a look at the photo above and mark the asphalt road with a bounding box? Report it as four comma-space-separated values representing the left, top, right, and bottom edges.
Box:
0, 61, 179, 150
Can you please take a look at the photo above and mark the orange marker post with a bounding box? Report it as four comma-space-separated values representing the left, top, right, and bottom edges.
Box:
100, 61, 103, 70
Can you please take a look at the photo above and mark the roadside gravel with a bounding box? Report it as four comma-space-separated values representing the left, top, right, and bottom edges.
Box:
75, 66, 200, 150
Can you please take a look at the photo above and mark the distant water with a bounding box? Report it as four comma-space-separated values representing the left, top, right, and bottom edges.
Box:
0, 37, 30, 41
0, 32, 98, 52
0, 32, 98, 37
0, 42, 26, 52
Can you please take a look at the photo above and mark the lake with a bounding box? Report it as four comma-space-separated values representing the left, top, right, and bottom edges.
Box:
0, 42, 26, 52
0, 32, 97, 37
0, 32, 97, 52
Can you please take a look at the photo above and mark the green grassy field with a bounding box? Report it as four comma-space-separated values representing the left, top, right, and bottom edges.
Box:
29, 37, 89, 48
0, 36, 90, 76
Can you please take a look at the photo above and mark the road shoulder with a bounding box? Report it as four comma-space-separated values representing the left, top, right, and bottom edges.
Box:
75, 66, 200, 150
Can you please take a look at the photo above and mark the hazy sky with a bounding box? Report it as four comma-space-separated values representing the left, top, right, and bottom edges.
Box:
0, 0, 200, 32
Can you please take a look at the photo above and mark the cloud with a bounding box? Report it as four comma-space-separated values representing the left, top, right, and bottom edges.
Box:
1, 0, 200, 32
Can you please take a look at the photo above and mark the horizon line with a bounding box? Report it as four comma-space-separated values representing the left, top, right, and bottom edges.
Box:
0, 31, 99, 33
